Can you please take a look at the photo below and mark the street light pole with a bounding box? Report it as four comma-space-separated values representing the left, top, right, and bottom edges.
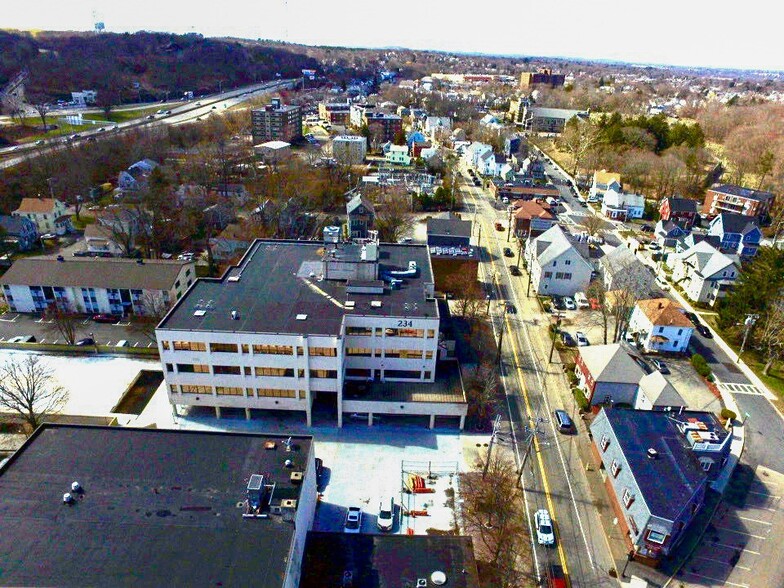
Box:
482, 414, 503, 479
737, 313, 759, 363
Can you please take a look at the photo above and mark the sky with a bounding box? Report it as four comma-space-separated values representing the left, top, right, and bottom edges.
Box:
3, 0, 782, 72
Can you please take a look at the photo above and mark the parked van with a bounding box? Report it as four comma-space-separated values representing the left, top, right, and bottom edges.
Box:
115, 340, 129, 348
574, 292, 590, 309
553, 409, 575, 434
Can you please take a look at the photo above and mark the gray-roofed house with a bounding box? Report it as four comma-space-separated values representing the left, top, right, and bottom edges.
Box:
590, 409, 731, 566
346, 193, 375, 239
524, 225, 593, 296
525, 106, 589, 133
707, 212, 762, 258
0, 424, 317, 587
600, 245, 656, 296
654, 220, 688, 249
674, 232, 722, 254
659, 197, 699, 229
0, 214, 38, 251
0, 257, 194, 316
636, 371, 687, 410
669, 241, 739, 306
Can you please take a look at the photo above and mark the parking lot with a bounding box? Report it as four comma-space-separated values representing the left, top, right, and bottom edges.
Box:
678, 465, 784, 588
175, 410, 473, 536
0, 312, 156, 348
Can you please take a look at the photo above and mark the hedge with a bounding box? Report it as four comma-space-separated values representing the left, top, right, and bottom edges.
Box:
691, 353, 712, 378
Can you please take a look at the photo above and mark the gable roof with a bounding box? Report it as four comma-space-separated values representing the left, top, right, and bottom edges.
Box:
13, 198, 60, 215
531, 225, 590, 268
712, 212, 759, 236
579, 343, 647, 384
655, 220, 687, 238
680, 241, 738, 278
665, 197, 699, 213
636, 298, 692, 328
513, 200, 556, 221
604, 188, 644, 208
638, 371, 687, 407
347, 193, 375, 215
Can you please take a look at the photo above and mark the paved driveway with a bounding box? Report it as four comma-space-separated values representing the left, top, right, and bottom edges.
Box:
0, 312, 156, 348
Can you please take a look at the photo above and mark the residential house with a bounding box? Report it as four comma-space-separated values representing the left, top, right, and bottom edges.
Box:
519, 157, 545, 181
589, 171, 622, 202
346, 193, 375, 239
0, 257, 195, 316
601, 188, 645, 220
670, 241, 739, 307
512, 200, 556, 238
11, 198, 70, 235
95, 206, 145, 254
628, 298, 694, 353
427, 218, 479, 291
599, 246, 656, 296
503, 134, 523, 159
349, 102, 375, 128
479, 113, 503, 130
654, 220, 688, 249
702, 183, 776, 223
117, 159, 158, 192
674, 232, 722, 254
450, 128, 466, 143
659, 197, 699, 229
707, 213, 762, 258
524, 225, 593, 296
575, 343, 687, 410
424, 116, 451, 141
209, 223, 253, 261
385, 144, 412, 166
0, 215, 38, 251
156, 237, 468, 429
590, 409, 730, 565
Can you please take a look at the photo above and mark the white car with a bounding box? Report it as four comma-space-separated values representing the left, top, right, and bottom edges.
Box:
535, 509, 555, 546
377, 496, 395, 531
344, 506, 362, 533
575, 331, 589, 347
563, 297, 576, 310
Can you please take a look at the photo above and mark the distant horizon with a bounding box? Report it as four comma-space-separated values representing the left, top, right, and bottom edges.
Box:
2, 0, 782, 72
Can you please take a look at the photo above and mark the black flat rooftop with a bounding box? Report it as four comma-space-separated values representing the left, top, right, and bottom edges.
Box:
0, 425, 313, 588
300, 532, 480, 588
159, 239, 438, 336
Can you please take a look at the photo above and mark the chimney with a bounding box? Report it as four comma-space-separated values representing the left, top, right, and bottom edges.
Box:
658, 301, 664, 309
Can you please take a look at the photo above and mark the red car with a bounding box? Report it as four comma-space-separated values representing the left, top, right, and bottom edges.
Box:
92, 314, 119, 324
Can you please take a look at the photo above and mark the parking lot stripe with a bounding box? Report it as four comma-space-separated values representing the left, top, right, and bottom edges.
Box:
695, 554, 735, 566
714, 542, 760, 555
682, 571, 749, 588
736, 565, 752, 571
715, 526, 767, 540
738, 515, 772, 526
747, 490, 780, 499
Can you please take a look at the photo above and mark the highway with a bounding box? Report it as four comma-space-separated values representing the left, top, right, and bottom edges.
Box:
0, 79, 297, 169
458, 169, 618, 587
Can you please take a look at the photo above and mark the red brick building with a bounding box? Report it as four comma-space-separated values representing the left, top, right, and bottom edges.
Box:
702, 184, 775, 222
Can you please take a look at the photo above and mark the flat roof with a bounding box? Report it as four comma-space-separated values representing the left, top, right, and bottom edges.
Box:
159, 239, 438, 336
0, 257, 191, 291
300, 532, 480, 588
0, 425, 313, 587
427, 218, 472, 239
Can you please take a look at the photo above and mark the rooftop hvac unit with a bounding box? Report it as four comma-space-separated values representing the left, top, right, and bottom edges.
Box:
370, 300, 382, 308
323, 226, 341, 244
290, 471, 304, 484
247, 474, 266, 509
227, 276, 240, 283
281, 499, 298, 509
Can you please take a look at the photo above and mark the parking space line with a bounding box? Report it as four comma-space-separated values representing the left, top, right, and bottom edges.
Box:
695, 555, 735, 566
39, 338, 46, 343
737, 565, 752, 571
715, 526, 767, 540
747, 490, 780, 499
714, 542, 760, 555
681, 571, 749, 588
738, 515, 772, 526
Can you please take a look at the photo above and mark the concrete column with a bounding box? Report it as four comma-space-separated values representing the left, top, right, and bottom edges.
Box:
459, 415, 466, 430
338, 411, 343, 428
245, 408, 251, 421
429, 414, 435, 429
368, 412, 374, 427
305, 407, 312, 427
215, 406, 221, 419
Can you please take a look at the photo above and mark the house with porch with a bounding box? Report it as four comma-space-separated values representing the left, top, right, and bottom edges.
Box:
707, 213, 761, 258
524, 225, 593, 296
654, 220, 688, 249
669, 241, 739, 307
12, 198, 70, 235
659, 197, 699, 229
628, 298, 694, 353
601, 187, 645, 220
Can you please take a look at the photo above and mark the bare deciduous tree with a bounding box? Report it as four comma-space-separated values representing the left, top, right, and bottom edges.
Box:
45, 304, 81, 345
756, 296, 784, 376
30, 95, 51, 132
129, 292, 172, 343
460, 453, 528, 588
373, 188, 414, 243
557, 118, 603, 177
0, 355, 68, 433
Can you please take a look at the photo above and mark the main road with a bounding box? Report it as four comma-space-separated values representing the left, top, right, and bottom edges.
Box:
0, 78, 297, 169
457, 168, 618, 587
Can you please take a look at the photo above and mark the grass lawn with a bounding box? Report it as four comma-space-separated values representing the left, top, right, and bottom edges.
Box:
702, 315, 784, 399
71, 214, 96, 231
82, 106, 161, 124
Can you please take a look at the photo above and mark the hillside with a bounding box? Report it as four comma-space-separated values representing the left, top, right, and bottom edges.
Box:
0, 30, 320, 103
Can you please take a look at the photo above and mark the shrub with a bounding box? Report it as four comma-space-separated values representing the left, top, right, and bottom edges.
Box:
573, 387, 590, 412
691, 353, 712, 378
721, 408, 737, 422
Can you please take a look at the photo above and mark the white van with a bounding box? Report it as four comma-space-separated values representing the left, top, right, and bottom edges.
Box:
574, 292, 590, 309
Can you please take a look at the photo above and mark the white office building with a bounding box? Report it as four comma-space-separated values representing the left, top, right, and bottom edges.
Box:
332, 135, 367, 165
156, 233, 467, 428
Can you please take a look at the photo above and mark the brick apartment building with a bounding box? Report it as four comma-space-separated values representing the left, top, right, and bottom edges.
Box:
363, 112, 403, 143
519, 68, 566, 90
318, 101, 351, 125
702, 184, 775, 222
251, 98, 303, 144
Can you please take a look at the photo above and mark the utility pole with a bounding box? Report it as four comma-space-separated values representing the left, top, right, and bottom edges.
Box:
517, 416, 546, 485
737, 313, 759, 363
482, 414, 503, 479
495, 315, 506, 365
515, 237, 523, 270
549, 313, 562, 363
506, 205, 513, 242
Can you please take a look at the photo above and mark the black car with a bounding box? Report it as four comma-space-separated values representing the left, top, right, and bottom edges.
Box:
503, 247, 514, 257
560, 331, 575, 346
552, 296, 566, 310
509, 265, 521, 276
697, 324, 713, 338
684, 311, 699, 325
505, 303, 517, 314
641, 224, 654, 232
75, 337, 95, 346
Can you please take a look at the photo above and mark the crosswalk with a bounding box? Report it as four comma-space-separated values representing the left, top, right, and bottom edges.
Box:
717, 382, 766, 396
